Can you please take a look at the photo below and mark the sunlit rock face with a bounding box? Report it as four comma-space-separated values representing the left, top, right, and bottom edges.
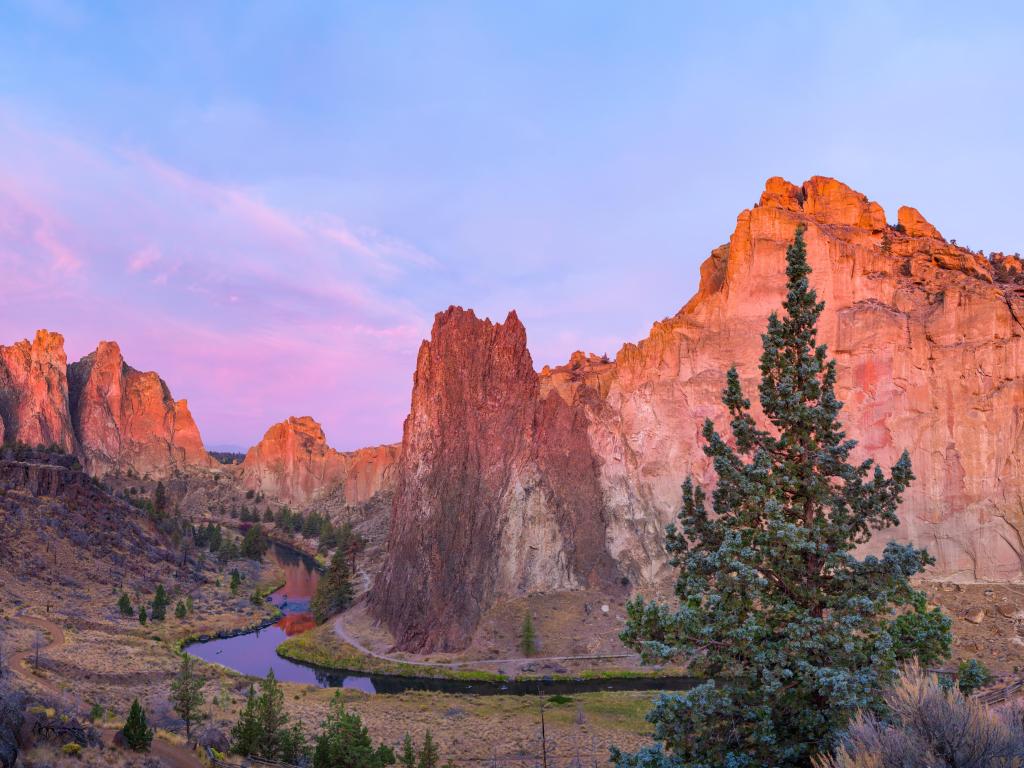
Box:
371, 306, 621, 652
68, 340, 215, 477
239, 415, 398, 506
374, 176, 1024, 652
0, 330, 77, 453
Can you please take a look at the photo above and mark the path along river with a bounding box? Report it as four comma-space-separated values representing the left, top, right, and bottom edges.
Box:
186, 542, 696, 696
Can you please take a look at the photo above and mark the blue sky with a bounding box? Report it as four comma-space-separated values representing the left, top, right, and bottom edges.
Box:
0, 1, 1021, 449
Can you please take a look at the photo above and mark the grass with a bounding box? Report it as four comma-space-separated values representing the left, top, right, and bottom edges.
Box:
276, 622, 508, 681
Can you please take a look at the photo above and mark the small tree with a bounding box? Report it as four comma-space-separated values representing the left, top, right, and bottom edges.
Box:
170, 654, 205, 741
151, 584, 169, 621
231, 684, 261, 756
418, 730, 439, 768
230, 570, 242, 595
613, 227, 949, 768
138, 606, 147, 625
400, 733, 417, 768
519, 612, 537, 657
122, 698, 153, 751
154, 481, 167, 516
117, 592, 133, 617
310, 547, 355, 624
957, 659, 993, 696
256, 669, 289, 759
312, 692, 395, 768
242, 524, 270, 560
175, 601, 187, 620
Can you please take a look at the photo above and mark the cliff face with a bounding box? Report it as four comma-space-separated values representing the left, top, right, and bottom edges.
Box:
374, 176, 1024, 651
371, 308, 619, 652
0, 330, 76, 453
68, 341, 214, 478
239, 416, 398, 506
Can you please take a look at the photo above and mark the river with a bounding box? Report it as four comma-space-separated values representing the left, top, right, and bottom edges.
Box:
186, 542, 696, 696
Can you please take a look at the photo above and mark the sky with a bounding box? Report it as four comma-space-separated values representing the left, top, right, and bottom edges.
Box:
1, 1, 1022, 450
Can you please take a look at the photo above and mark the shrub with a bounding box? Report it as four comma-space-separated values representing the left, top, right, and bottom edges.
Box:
816, 662, 1024, 768
957, 658, 993, 696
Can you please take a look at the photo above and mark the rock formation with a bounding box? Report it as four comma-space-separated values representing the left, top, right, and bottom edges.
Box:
371, 307, 620, 651
68, 341, 214, 477
374, 175, 1024, 651
239, 416, 398, 506
0, 330, 76, 453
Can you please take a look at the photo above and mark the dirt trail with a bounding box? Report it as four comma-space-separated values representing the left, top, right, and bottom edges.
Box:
10, 612, 202, 768
332, 613, 636, 670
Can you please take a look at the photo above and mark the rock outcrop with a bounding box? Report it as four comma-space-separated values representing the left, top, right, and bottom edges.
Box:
374, 175, 1024, 651
0, 330, 76, 453
67, 341, 214, 477
239, 416, 398, 506
371, 307, 620, 652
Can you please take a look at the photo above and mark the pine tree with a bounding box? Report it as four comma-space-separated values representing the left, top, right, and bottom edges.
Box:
138, 606, 147, 625
519, 612, 537, 657
231, 684, 261, 757
418, 730, 438, 768
154, 481, 167, 516
230, 570, 242, 595
151, 584, 169, 621
242, 524, 270, 560
310, 547, 355, 624
175, 600, 187, 620
118, 592, 133, 616
170, 653, 205, 741
613, 227, 950, 768
122, 698, 153, 751
312, 692, 396, 768
400, 733, 417, 768
255, 668, 289, 759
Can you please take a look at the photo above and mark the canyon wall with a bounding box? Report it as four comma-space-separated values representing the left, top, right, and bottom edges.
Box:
374, 175, 1024, 651
68, 341, 214, 477
0, 332, 213, 478
239, 415, 398, 506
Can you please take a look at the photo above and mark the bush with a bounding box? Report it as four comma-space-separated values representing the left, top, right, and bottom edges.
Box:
816, 662, 1024, 768
957, 658, 993, 696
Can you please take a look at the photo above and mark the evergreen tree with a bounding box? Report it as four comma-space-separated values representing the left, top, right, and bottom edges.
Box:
613, 227, 950, 768
255, 668, 289, 759
400, 733, 417, 768
151, 584, 169, 621
417, 730, 438, 768
118, 592, 133, 616
170, 653, 205, 741
230, 569, 242, 595
231, 684, 261, 756
242, 524, 270, 560
312, 692, 395, 768
138, 606, 147, 625
122, 698, 153, 751
175, 600, 187, 620
310, 547, 355, 624
154, 481, 167, 516
519, 612, 537, 657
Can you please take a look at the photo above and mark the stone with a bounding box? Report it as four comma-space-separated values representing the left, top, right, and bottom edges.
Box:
239, 416, 398, 505
966, 609, 986, 625
68, 341, 214, 477
898, 205, 943, 240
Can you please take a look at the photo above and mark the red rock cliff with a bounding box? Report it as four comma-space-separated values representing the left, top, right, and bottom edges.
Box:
68, 341, 214, 477
0, 330, 76, 453
371, 307, 619, 652
375, 176, 1024, 651
239, 416, 398, 506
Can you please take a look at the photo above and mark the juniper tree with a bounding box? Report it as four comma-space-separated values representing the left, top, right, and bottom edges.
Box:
122, 698, 153, 751
118, 592, 133, 616
312, 692, 395, 768
170, 653, 205, 741
151, 584, 169, 621
310, 547, 355, 624
613, 226, 950, 768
